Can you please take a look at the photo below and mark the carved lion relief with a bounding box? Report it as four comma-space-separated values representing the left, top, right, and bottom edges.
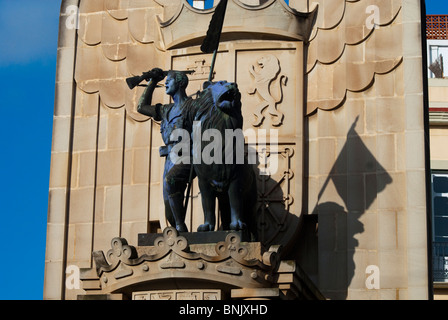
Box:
248, 54, 288, 127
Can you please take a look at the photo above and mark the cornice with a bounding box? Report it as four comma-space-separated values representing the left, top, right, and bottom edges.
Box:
157, 0, 318, 50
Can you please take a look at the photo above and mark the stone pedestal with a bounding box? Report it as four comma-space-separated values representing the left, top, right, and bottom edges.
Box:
79, 227, 324, 300
138, 230, 252, 246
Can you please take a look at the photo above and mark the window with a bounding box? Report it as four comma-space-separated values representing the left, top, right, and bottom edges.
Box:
427, 42, 448, 78
187, 0, 212, 9
432, 171, 448, 282
432, 172, 448, 242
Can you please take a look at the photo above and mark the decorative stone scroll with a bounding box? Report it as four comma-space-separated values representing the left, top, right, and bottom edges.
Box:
79, 227, 324, 300
83, 227, 279, 294
93, 227, 275, 275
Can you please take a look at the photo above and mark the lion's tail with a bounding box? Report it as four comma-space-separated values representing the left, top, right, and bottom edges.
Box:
274, 74, 287, 103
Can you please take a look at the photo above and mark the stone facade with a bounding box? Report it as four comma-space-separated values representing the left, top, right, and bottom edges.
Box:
428, 71, 448, 299
45, 0, 430, 300
297, 0, 429, 299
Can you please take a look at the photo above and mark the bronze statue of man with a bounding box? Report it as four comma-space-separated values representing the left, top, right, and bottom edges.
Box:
137, 68, 196, 232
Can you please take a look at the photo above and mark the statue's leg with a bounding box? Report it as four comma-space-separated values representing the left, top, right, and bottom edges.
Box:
163, 188, 176, 228
197, 179, 216, 232
167, 192, 188, 232
163, 164, 176, 228
164, 163, 191, 233
217, 193, 231, 230
228, 181, 247, 231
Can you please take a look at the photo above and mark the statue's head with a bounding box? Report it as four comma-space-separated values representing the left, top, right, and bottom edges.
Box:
165, 70, 189, 95
202, 80, 241, 112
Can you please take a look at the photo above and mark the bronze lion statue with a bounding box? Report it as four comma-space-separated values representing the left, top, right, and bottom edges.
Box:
192, 80, 257, 235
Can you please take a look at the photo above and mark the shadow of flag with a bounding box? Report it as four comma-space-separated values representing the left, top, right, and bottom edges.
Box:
317, 116, 393, 212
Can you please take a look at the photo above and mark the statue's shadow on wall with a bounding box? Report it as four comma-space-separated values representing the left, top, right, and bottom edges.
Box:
295, 116, 393, 300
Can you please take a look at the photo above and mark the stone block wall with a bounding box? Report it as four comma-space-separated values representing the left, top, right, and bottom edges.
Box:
45, 0, 430, 300
291, 0, 429, 299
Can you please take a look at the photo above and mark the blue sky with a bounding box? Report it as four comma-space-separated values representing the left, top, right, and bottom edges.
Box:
0, 0, 446, 300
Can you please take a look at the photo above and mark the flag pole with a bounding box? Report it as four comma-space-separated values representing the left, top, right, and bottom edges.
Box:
208, 50, 218, 81
203, 0, 228, 81
184, 0, 229, 215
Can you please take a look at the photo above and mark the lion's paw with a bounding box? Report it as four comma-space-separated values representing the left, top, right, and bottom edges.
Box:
176, 223, 188, 233
230, 220, 247, 231
197, 223, 215, 232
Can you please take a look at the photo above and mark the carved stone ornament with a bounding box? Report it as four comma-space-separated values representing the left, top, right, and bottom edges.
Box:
93, 227, 272, 273
248, 54, 287, 127
79, 227, 324, 300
